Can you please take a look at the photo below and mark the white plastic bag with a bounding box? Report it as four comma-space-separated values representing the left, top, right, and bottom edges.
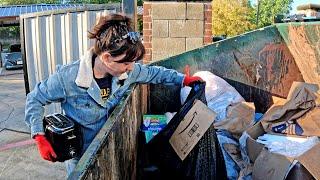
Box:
257, 134, 319, 157
180, 71, 244, 121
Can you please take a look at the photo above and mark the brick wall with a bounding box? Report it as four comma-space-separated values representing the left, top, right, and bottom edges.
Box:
143, 3, 152, 62
143, 2, 212, 63
204, 3, 212, 45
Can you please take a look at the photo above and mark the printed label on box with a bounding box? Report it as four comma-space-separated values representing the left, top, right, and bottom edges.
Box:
169, 100, 216, 160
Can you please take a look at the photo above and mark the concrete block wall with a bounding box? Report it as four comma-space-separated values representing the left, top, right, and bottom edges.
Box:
143, 1, 212, 62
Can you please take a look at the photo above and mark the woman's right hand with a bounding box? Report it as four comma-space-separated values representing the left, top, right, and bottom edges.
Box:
183, 65, 204, 86
34, 135, 57, 162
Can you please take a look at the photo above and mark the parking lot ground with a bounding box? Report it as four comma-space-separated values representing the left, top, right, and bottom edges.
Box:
0, 68, 66, 180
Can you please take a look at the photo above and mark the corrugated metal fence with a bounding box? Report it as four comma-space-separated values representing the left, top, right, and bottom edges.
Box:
20, 4, 120, 113
20, 4, 120, 93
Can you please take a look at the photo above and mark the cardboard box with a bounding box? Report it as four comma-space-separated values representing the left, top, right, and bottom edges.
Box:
169, 100, 216, 160
246, 122, 320, 180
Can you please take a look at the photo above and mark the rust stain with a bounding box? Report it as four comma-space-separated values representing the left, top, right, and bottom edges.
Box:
259, 43, 304, 97
287, 25, 320, 85
233, 52, 257, 83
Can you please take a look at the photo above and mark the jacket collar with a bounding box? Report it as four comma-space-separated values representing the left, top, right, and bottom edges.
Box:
75, 49, 95, 88
75, 49, 129, 88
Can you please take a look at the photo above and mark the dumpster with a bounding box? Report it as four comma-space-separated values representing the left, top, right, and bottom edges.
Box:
68, 21, 320, 179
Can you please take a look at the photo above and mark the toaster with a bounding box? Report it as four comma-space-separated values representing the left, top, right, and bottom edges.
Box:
43, 113, 81, 162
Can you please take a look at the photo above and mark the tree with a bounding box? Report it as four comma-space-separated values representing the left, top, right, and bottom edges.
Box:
212, 0, 256, 37
0, 26, 20, 48
254, 0, 293, 27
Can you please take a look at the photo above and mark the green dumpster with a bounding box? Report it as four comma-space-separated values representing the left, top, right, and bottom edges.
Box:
68, 22, 320, 179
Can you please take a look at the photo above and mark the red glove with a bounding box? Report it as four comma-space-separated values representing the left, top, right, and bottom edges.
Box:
183, 65, 203, 86
34, 135, 57, 162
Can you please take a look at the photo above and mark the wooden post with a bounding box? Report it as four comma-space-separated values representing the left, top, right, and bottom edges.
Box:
122, 0, 138, 31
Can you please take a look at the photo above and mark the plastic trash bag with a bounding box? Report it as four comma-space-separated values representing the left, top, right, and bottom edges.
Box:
147, 82, 227, 180
180, 71, 244, 122
256, 134, 319, 157
217, 130, 240, 179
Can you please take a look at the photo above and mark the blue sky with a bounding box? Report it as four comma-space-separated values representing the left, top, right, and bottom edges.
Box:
291, 0, 320, 14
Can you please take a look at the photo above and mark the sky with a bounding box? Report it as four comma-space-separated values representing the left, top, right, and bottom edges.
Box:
291, 0, 320, 14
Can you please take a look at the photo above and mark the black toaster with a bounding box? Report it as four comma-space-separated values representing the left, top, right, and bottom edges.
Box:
43, 113, 81, 162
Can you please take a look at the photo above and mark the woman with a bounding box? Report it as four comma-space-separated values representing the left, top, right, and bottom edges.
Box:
25, 13, 201, 175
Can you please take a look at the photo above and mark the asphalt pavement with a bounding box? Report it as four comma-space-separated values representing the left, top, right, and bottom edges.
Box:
0, 68, 66, 180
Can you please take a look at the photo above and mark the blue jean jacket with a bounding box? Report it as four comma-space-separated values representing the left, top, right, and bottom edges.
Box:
25, 49, 184, 154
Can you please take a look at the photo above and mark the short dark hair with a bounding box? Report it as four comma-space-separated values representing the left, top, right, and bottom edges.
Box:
88, 13, 145, 62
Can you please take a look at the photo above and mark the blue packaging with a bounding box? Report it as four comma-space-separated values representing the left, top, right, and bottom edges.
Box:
142, 115, 167, 143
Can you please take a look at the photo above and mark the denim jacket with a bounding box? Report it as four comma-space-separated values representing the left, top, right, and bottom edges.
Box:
25, 49, 184, 153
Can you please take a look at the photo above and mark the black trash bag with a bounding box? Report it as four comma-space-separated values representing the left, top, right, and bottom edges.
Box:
147, 82, 227, 180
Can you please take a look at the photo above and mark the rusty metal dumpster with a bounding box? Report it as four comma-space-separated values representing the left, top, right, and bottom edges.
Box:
68, 21, 320, 179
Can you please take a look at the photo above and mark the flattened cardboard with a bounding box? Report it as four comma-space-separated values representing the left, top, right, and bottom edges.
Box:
294, 108, 320, 136
214, 102, 255, 139
272, 95, 287, 105
261, 82, 320, 136
169, 100, 216, 161
287, 82, 319, 100
252, 149, 292, 180
297, 143, 320, 179
246, 121, 320, 180
246, 122, 265, 162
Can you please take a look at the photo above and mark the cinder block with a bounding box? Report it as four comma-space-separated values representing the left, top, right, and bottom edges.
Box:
169, 20, 185, 37
152, 20, 169, 38
187, 3, 204, 20
152, 38, 185, 61
152, 53, 169, 61
152, 2, 186, 20
186, 38, 203, 51
169, 20, 204, 38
